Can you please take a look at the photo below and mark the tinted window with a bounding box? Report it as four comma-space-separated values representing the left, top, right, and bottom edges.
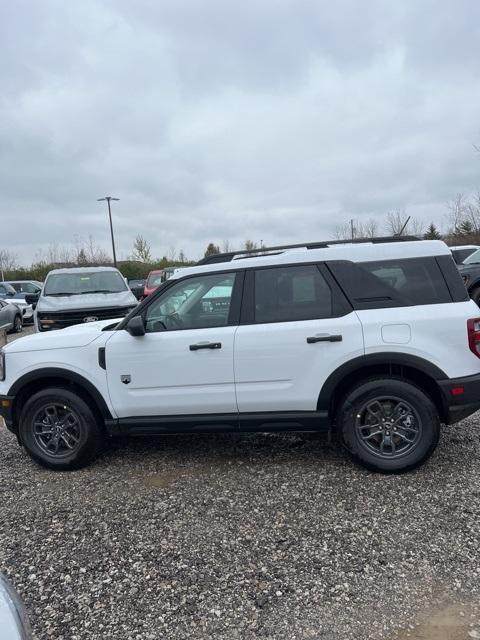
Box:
329, 258, 451, 308
462, 248, 480, 264
10, 282, 40, 293
451, 248, 477, 264
254, 265, 332, 323
146, 273, 236, 331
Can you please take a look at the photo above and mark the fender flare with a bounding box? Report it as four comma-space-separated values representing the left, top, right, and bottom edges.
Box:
9, 367, 113, 420
317, 353, 448, 412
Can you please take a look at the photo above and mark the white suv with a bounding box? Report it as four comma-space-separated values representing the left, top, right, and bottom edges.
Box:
1, 238, 480, 473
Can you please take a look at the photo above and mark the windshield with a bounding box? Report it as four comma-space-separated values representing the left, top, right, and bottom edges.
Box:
462, 249, 480, 265
44, 271, 128, 296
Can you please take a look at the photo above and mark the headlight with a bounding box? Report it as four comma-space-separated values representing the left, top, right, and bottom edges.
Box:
0, 350, 4, 382
0, 574, 32, 639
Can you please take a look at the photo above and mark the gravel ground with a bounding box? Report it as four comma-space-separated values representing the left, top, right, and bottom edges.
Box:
1, 329, 480, 639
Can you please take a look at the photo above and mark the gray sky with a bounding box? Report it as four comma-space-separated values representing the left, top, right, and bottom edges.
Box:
1, 0, 480, 264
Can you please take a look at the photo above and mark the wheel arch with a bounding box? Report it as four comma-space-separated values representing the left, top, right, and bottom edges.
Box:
318, 354, 448, 423
9, 368, 113, 428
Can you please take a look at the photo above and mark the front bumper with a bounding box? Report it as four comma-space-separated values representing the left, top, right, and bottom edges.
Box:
0, 395, 15, 431
439, 373, 480, 423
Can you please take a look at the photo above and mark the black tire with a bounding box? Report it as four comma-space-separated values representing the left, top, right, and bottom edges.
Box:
337, 377, 440, 473
10, 315, 22, 334
19, 388, 104, 470
470, 286, 480, 307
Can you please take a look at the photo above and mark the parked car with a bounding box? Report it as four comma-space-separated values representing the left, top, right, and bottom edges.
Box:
6, 280, 43, 295
25, 266, 138, 332
127, 278, 145, 300
449, 245, 480, 264
1, 237, 480, 474
0, 283, 18, 300
143, 270, 164, 298
143, 268, 176, 298
0, 574, 32, 639
0, 284, 33, 324
0, 300, 23, 333
456, 248, 480, 305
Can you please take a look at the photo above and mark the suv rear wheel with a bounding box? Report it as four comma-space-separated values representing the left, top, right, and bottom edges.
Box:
337, 378, 440, 473
19, 388, 104, 470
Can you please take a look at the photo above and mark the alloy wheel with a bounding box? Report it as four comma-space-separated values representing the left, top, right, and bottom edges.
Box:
354, 395, 421, 459
32, 404, 82, 457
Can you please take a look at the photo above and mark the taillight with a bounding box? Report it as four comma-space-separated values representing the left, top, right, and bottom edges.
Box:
467, 318, 480, 358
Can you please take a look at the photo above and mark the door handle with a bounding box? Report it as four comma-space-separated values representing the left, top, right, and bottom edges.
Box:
189, 342, 222, 351
306, 334, 343, 344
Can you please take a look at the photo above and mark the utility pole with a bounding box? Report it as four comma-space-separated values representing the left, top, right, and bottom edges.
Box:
97, 196, 119, 267
350, 219, 355, 240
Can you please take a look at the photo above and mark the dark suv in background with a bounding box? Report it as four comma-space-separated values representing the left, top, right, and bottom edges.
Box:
457, 248, 480, 305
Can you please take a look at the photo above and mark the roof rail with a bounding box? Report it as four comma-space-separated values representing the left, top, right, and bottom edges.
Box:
196, 235, 420, 265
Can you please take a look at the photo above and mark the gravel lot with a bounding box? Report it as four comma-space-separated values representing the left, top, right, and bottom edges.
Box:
1, 329, 479, 640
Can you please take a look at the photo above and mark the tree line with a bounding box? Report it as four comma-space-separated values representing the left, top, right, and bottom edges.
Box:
2, 192, 480, 281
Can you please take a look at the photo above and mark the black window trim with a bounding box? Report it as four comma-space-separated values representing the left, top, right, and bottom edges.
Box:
326, 256, 456, 310
240, 261, 352, 326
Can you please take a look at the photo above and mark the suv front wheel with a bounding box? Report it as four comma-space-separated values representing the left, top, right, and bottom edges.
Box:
337, 378, 440, 473
19, 388, 104, 470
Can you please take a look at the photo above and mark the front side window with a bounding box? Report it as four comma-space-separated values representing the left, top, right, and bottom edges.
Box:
254, 265, 332, 323
44, 271, 128, 296
145, 272, 236, 332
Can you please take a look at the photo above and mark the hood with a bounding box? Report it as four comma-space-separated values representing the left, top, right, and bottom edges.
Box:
4, 299, 28, 307
37, 290, 137, 312
3, 319, 119, 354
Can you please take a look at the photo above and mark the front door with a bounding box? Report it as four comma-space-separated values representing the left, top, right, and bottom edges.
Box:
106, 270, 241, 419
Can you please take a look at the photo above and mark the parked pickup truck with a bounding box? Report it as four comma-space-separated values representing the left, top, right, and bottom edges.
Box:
25, 267, 138, 332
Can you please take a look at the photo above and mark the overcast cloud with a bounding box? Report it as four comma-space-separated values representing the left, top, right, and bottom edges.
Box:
1, 0, 480, 264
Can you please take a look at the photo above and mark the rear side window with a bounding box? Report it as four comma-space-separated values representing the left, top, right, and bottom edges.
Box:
254, 265, 333, 323
329, 258, 452, 309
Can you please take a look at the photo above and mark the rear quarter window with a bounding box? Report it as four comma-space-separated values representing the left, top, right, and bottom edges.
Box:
328, 257, 453, 309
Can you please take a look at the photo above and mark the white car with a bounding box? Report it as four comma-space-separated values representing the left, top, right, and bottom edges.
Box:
28, 266, 138, 332
1, 238, 480, 473
3, 299, 33, 324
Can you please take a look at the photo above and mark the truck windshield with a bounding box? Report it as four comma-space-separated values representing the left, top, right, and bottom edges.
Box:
44, 271, 128, 296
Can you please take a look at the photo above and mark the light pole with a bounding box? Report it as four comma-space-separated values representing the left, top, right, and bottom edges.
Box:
97, 196, 119, 267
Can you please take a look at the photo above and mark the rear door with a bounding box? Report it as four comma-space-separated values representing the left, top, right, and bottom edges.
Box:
234, 263, 364, 413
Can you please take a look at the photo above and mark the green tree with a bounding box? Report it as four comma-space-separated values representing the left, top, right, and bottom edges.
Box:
204, 243, 220, 257
457, 220, 474, 235
424, 223, 442, 240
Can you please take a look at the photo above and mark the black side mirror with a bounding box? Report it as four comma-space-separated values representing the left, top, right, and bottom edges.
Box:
25, 293, 40, 305
127, 315, 146, 337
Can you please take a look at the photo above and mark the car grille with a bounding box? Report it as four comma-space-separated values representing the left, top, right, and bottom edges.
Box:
37, 306, 134, 331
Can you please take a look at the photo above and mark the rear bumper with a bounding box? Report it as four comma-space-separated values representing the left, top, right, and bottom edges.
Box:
439, 373, 480, 423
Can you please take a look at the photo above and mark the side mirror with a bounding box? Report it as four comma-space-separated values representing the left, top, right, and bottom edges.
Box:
127, 315, 146, 337
25, 293, 39, 306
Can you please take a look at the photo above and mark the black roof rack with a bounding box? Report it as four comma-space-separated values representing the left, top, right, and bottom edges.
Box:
196, 235, 420, 265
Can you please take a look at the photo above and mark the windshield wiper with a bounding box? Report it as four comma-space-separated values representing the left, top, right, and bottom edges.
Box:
78, 290, 120, 294
46, 292, 75, 296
